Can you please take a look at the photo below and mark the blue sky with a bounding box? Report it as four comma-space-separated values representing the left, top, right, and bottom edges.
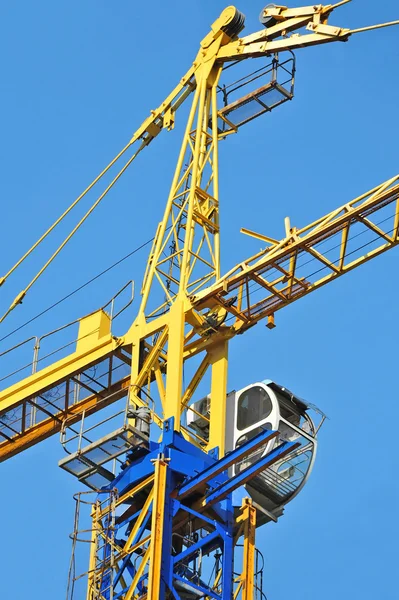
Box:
1, 1, 398, 598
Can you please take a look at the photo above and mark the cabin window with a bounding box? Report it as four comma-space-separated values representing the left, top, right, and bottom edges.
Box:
237, 386, 273, 430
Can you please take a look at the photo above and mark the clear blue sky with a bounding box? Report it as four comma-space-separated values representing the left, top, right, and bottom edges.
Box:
1, 1, 398, 598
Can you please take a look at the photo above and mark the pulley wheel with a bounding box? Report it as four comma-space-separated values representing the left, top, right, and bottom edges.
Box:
221, 7, 245, 38
259, 4, 279, 28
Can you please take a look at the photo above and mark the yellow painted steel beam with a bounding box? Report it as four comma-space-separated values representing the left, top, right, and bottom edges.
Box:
147, 457, 168, 599
123, 489, 154, 553
0, 76, 197, 324
0, 310, 129, 461
0, 310, 119, 413
163, 302, 185, 428
208, 341, 228, 455
127, 534, 151, 557
114, 474, 155, 510
0, 375, 130, 463
240, 499, 256, 600
180, 353, 210, 413
125, 545, 151, 600
218, 3, 399, 62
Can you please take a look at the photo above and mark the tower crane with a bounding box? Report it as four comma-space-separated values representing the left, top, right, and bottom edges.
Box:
0, 3, 398, 599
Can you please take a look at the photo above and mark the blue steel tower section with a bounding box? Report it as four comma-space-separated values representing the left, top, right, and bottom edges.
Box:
88, 419, 295, 599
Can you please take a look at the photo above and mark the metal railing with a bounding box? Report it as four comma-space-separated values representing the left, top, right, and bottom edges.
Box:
0, 350, 131, 446
234, 544, 268, 600
67, 489, 119, 600
220, 54, 295, 105
59, 384, 157, 480
0, 280, 134, 390
217, 54, 296, 131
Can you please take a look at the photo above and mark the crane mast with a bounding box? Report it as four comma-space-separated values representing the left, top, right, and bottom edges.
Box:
0, 3, 398, 599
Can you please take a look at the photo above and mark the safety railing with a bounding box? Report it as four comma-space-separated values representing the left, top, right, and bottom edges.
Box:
60, 394, 132, 457
234, 544, 268, 600
0, 280, 134, 391
184, 396, 211, 447
67, 487, 152, 600
256, 445, 313, 500
0, 349, 132, 451
57, 384, 159, 489
217, 54, 295, 132
67, 489, 119, 600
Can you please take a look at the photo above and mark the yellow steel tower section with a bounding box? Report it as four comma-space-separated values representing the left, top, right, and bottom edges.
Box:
129, 8, 241, 452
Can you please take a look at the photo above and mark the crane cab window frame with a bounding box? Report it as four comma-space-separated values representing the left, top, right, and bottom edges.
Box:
236, 385, 273, 431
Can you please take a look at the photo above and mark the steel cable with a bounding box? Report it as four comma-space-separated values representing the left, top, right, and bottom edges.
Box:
0, 235, 155, 344
0, 141, 133, 289
0, 142, 147, 325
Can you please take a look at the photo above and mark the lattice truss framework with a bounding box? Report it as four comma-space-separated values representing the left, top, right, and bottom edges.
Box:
193, 176, 399, 330
0, 7, 398, 600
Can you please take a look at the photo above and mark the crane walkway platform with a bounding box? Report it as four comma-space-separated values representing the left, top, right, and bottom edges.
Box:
59, 423, 149, 489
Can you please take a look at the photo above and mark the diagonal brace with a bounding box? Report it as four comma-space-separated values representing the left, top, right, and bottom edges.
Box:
176, 427, 279, 500
204, 440, 299, 507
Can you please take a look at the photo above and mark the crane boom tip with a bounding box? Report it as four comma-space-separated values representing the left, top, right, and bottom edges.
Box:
349, 20, 399, 36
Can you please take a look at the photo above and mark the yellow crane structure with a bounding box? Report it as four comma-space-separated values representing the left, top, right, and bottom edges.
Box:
0, 3, 398, 599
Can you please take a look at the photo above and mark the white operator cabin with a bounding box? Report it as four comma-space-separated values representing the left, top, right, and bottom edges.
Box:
187, 380, 325, 524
